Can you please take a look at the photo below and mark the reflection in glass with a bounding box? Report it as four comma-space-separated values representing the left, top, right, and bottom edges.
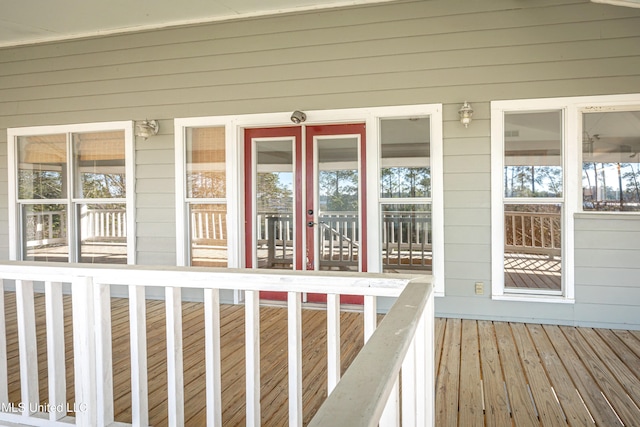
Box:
317, 137, 359, 271
78, 203, 127, 264
73, 131, 126, 198
190, 203, 228, 267
582, 111, 640, 211
381, 204, 432, 272
380, 117, 431, 198
186, 127, 226, 199
504, 111, 563, 197
256, 139, 294, 269
504, 204, 562, 291
18, 134, 67, 200
22, 204, 68, 262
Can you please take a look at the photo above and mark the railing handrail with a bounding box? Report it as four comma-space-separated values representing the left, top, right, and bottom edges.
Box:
308, 277, 433, 427
0, 261, 410, 297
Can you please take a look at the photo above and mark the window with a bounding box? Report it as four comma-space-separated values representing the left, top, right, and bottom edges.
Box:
183, 126, 229, 267
503, 111, 564, 294
379, 117, 434, 274
492, 94, 640, 302
8, 122, 135, 263
582, 111, 640, 212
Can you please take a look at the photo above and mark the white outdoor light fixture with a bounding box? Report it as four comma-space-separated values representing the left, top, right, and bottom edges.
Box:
458, 102, 473, 128
290, 110, 307, 124
135, 119, 160, 139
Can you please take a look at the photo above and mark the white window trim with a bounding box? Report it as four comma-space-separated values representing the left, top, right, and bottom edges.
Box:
7, 121, 136, 264
491, 93, 640, 303
174, 104, 444, 296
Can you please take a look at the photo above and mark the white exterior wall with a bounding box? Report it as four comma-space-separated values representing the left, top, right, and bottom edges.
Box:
1, 0, 640, 328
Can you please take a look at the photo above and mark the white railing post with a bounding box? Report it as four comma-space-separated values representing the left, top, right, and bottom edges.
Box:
204, 288, 223, 426
45, 281, 66, 421
94, 283, 114, 426
401, 339, 417, 426
288, 292, 303, 427
0, 279, 8, 406
166, 287, 185, 427
72, 276, 98, 426
16, 279, 38, 416
245, 290, 260, 427
129, 285, 149, 426
326, 294, 341, 394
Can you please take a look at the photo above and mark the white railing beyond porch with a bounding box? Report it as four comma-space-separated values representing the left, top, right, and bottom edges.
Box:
0, 261, 433, 427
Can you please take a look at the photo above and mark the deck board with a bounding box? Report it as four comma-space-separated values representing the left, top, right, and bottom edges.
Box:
3, 292, 640, 426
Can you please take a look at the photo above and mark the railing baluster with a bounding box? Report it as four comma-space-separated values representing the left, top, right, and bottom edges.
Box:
72, 276, 98, 426
288, 292, 303, 427
16, 279, 38, 415
380, 381, 399, 426
401, 339, 417, 426
364, 295, 377, 343
166, 287, 185, 426
204, 288, 223, 426
95, 283, 114, 426
45, 281, 66, 421
245, 290, 260, 427
0, 279, 7, 406
327, 294, 341, 394
129, 285, 149, 426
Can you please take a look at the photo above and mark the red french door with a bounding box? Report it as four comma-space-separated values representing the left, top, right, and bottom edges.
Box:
244, 123, 366, 304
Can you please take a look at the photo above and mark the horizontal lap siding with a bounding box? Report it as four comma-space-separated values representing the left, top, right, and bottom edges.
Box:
1, 0, 640, 327
573, 216, 640, 328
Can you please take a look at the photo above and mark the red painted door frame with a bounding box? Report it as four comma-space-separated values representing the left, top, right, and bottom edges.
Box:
244, 123, 366, 304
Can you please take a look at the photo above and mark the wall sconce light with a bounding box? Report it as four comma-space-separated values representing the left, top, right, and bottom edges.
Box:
290, 110, 307, 124
458, 102, 473, 128
135, 119, 160, 139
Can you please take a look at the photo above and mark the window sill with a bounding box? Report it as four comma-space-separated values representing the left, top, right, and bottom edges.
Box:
492, 294, 574, 304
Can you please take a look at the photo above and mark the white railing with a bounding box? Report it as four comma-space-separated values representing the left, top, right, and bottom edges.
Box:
25, 211, 67, 247
80, 208, 126, 242
504, 211, 561, 257
0, 261, 433, 427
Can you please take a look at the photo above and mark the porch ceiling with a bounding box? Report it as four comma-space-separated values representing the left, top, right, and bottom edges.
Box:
0, 0, 397, 48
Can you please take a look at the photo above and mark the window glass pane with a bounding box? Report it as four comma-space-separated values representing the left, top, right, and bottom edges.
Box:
318, 137, 359, 271
380, 117, 430, 198
73, 131, 126, 198
190, 203, 228, 267
22, 204, 68, 262
18, 134, 67, 199
256, 139, 294, 269
582, 111, 640, 211
504, 111, 563, 197
186, 127, 226, 198
78, 203, 127, 264
381, 204, 432, 273
504, 204, 561, 291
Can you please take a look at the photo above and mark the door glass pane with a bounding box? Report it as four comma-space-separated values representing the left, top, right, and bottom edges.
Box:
582, 111, 640, 211
504, 204, 562, 291
317, 137, 359, 271
186, 127, 226, 198
190, 203, 228, 267
22, 204, 68, 262
256, 139, 294, 269
73, 131, 126, 198
381, 204, 431, 272
380, 117, 430, 198
504, 111, 563, 197
18, 134, 67, 200
78, 203, 127, 264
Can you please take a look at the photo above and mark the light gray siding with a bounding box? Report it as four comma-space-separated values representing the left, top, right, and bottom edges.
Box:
1, 0, 640, 328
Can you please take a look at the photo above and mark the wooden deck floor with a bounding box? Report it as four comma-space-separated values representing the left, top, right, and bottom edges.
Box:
3, 292, 640, 426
